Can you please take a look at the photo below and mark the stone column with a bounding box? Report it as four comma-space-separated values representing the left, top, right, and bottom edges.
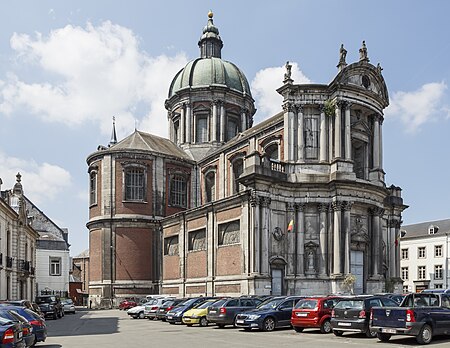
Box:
250, 192, 260, 274
168, 114, 174, 143
283, 102, 296, 161
343, 201, 353, 275
328, 113, 334, 161
319, 105, 327, 162
332, 201, 342, 275
185, 102, 192, 144
286, 202, 296, 276
334, 101, 342, 159
373, 115, 380, 169
345, 102, 352, 160
371, 207, 384, 277
327, 204, 334, 275
241, 108, 247, 133
211, 101, 218, 142
260, 197, 271, 275
297, 105, 304, 162
220, 102, 226, 142
379, 116, 384, 171
296, 203, 305, 276
180, 105, 185, 144
319, 203, 328, 276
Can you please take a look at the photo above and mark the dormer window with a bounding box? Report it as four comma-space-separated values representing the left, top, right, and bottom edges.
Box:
428, 225, 439, 235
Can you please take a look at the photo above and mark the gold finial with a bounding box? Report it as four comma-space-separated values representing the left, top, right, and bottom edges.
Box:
208, 10, 213, 18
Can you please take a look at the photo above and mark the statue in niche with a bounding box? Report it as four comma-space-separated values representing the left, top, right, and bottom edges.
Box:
306, 220, 315, 239
307, 250, 315, 271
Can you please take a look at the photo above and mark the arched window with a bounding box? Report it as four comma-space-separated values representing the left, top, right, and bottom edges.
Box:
232, 158, 244, 194
89, 171, 97, 206
124, 167, 145, 201
265, 143, 279, 161
304, 115, 319, 159
227, 117, 239, 140
170, 174, 187, 208
205, 171, 215, 203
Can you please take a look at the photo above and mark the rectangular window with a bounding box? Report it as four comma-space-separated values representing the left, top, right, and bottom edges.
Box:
418, 247, 426, 259
125, 168, 145, 201
435, 265, 443, 280
218, 220, 240, 245
164, 236, 179, 256
435, 245, 443, 257
304, 116, 319, 159
418, 266, 426, 280
434, 283, 443, 289
49, 257, 61, 276
170, 174, 187, 207
188, 229, 206, 251
401, 267, 409, 280
403, 285, 409, 293
401, 248, 409, 260
89, 172, 97, 205
196, 116, 208, 143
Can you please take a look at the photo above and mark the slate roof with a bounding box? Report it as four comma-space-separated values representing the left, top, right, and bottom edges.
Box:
402, 218, 450, 240
111, 130, 192, 161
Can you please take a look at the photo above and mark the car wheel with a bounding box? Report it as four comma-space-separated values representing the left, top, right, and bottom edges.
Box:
416, 324, 433, 345
138, 312, 144, 319
377, 333, 392, 342
262, 317, 275, 332
293, 326, 304, 333
320, 319, 332, 334
365, 328, 377, 338
199, 317, 208, 327
333, 330, 344, 336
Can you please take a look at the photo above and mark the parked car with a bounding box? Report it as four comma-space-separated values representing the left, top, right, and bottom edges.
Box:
61, 299, 76, 314
235, 296, 303, 331
370, 292, 450, 345
156, 299, 186, 321
118, 299, 137, 311
144, 298, 174, 320
166, 297, 212, 324
0, 309, 34, 348
0, 315, 25, 348
207, 297, 262, 328
331, 295, 398, 338
127, 301, 153, 319
35, 295, 63, 320
374, 293, 406, 305
0, 306, 47, 346
291, 296, 344, 334
421, 288, 450, 294
0, 301, 44, 319
183, 299, 220, 327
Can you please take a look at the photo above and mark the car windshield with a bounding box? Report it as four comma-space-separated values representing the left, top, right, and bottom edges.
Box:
334, 300, 364, 310
196, 301, 217, 309
210, 299, 227, 307
295, 299, 318, 309
162, 301, 174, 308
257, 298, 284, 310
177, 298, 197, 307
0, 316, 14, 325
36, 297, 56, 304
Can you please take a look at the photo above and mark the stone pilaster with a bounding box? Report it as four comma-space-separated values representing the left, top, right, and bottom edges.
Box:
211, 100, 218, 142
260, 196, 271, 275
185, 102, 192, 144
344, 102, 352, 160
370, 207, 384, 277
286, 202, 296, 276
297, 105, 304, 162
250, 191, 261, 274
319, 104, 327, 162
180, 104, 185, 144
296, 203, 305, 276
318, 203, 328, 276
332, 201, 343, 275
220, 101, 226, 142
334, 101, 343, 159
373, 114, 380, 169
241, 108, 247, 133
343, 201, 353, 275
283, 102, 296, 161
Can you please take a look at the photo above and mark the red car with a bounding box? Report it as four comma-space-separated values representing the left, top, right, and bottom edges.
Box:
291, 296, 343, 334
119, 299, 138, 310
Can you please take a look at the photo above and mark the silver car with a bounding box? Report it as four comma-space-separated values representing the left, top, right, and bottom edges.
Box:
62, 299, 76, 314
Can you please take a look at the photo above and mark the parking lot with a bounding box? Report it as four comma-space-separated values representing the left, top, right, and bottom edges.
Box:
35, 308, 450, 348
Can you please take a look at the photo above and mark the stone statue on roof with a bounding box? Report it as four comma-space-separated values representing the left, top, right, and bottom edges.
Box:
284, 61, 292, 83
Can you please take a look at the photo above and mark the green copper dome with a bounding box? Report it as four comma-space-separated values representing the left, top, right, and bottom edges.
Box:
168, 57, 252, 98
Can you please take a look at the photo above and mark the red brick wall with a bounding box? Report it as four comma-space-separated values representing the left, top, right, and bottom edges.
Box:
215, 284, 241, 294
186, 251, 207, 278
162, 287, 179, 295
115, 159, 153, 216
89, 229, 102, 281
186, 285, 206, 295
216, 245, 242, 276
115, 227, 153, 281
217, 207, 242, 222
163, 256, 180, 280
165, 223, 181, 237
187, 217, 207, 231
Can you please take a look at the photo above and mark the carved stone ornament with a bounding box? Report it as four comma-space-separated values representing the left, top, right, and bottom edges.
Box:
272, 227, 285, 241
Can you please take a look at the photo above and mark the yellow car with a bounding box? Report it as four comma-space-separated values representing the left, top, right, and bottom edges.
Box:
182, 299, 219, 326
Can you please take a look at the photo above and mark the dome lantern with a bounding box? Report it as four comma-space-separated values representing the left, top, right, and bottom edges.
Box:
198, 11, 223, 58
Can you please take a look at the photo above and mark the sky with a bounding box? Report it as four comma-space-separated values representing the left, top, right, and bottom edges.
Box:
1, 0, 450, 256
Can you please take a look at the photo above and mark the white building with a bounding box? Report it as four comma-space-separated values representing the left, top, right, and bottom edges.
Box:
400, 219, 450, 293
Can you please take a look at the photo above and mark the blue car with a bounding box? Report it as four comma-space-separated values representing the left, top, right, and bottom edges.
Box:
0, 310, 34, 348
0, 307, 46, 345
0, 316, 25, 348
235, 296, 303, 331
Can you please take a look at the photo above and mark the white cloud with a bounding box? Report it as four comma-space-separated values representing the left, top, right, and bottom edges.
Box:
251, 62, 311, 123
386, 82, 450, 132
0, 21, 188, 138
0, 151, 71, 204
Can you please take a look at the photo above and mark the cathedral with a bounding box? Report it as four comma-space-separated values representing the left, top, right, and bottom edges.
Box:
87, 12, 406, 306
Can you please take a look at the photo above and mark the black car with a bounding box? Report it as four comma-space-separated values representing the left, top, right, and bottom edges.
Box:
330, 295, 398, 338
235, 296, 303, 331
156, 299, 186, 321
35, 296, 63, 320
0, 309, 34, 348
166, 297, 212, 324
206, 297, 262, 328
0, 315, 25, 348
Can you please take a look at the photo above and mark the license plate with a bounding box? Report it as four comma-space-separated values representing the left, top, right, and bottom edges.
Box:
236, 320, 244, 324
18, 332, 23, 339
382, 328, 397, 334
209, 310, 216, 313
296, 313, 308, 317
338, 322, 351, 326
167, 316, 173, 320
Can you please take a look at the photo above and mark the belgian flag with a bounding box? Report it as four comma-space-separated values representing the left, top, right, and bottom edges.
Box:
287, 219, 294, 233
